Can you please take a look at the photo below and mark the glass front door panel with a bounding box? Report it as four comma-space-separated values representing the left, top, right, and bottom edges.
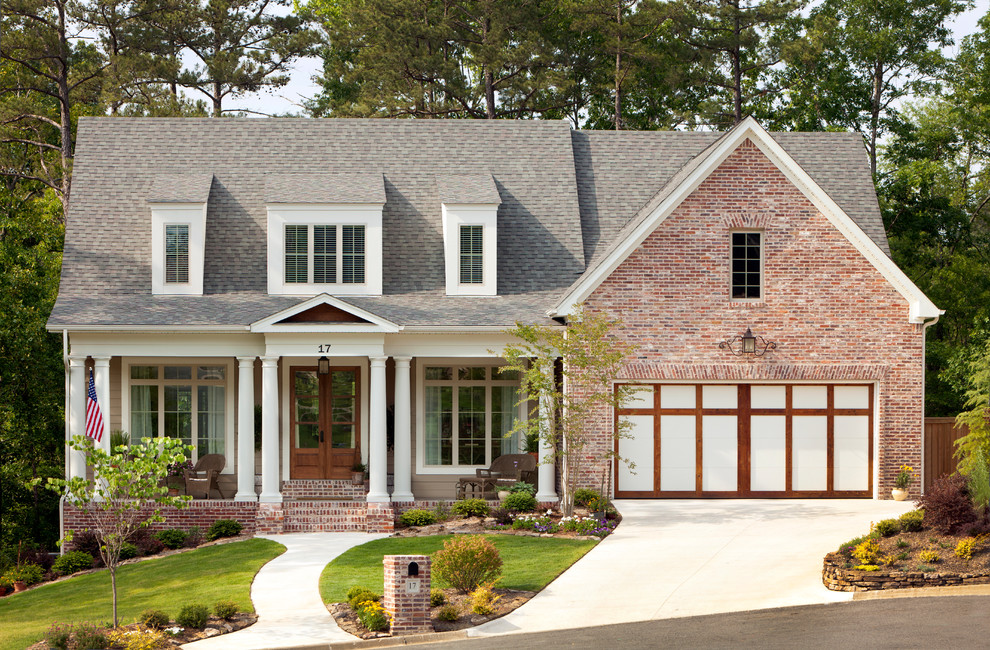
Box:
294, 371, 320, 449
329, 370, 357, 448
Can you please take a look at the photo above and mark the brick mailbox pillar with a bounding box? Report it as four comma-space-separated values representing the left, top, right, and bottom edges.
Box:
383, 554, 432, 635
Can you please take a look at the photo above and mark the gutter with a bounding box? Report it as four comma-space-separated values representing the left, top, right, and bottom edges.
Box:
61, 329, 69, 551
919, 313, 943, 497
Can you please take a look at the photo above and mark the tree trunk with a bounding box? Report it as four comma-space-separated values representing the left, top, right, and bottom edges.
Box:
56, 1, 73, 210
614, 1, 622, 130
213, 81, 223, 117
732, 0, 743, 124
482, 17, 495, 119
869, 60, 883, 177
110, 565, 118, 627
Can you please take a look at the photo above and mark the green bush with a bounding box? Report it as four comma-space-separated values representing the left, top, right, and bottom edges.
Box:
875, 518, 901, 538
176, 604, 210, 629
185, 526, 204, 548
432, 535, 503, 593
436, 603, 460, 621
346, 586, 381, 611
140, 609, 171, 630
43, 623, 73, 650
899, 509, 924, 533
72, 622, 110, 650
573, 488, 601, 507
357, 601, 390, 631
206, 519, 243, 541
430, 588, 446, 607
431, 501, 453, 522
52, 551, 94, 576
508, 481, 536, 496
155, 528, 188, 550
502, 492, 537, 512
452, 498, 490, 518
4, 563, 44, 586
213, 600, 238, 620
119, 542, 139, 560
399, 509, 437, 527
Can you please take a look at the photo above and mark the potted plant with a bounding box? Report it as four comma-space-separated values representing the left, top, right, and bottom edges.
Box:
351, 462, 366, 486
165, 459, 193, 495
892, 465, 914, 501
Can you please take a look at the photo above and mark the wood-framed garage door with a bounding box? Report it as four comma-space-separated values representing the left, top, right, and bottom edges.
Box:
615, 383, 873, 498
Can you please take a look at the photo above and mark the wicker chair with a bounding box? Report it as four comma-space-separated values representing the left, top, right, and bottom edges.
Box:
183, 454, 227, 499
455, 453, 537, 499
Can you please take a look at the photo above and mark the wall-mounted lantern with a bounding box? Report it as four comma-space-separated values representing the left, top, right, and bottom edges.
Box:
719, 327, 776, 357
318, 356, 330, 375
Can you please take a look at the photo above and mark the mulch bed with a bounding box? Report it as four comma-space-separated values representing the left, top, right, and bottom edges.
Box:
837, 529, 990, 574
390, 509, 617, 540
329, 588, 535, 639
25, 614, 258, 649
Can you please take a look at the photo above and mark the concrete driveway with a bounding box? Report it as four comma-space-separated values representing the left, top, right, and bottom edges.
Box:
472, 499, 914, 637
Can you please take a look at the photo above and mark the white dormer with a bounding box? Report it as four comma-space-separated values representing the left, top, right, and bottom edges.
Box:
438, 174, 500, 296
266, 173, 385, 296
149, 174, 212, 295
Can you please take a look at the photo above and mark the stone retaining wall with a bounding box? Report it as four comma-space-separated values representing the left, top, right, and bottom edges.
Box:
823, 552, 990, 591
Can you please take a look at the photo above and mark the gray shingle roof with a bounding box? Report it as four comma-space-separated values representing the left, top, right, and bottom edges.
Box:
148, 174, 213, 203
265, 173, 386, 204
49, 118, 889, 329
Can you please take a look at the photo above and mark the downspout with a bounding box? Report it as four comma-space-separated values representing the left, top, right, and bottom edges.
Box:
920, 314, 942, 497
60, 329, 69, 552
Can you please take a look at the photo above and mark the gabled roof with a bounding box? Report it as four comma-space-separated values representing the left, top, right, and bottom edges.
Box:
436, 174, 501, 204
251, 294, 400, 333
148, 174, 213, 203
553, 117, 941, 323
265, 173, 386, 204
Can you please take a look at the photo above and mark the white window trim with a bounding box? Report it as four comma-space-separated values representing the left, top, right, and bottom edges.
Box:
730, 230, 764, 302
267, 204, 383, 296
415, 358, 526, 475
151, 203, 206, 295
121, 357, 236, 472
441, 204, 497, 296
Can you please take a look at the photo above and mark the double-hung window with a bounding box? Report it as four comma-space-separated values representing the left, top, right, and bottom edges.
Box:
731, 232, 762, 299
128, 363, 229, 461
164, 224, 190, 283
423, 365, 521, 467
459, 225, 483, 284
284, 224, 365, 285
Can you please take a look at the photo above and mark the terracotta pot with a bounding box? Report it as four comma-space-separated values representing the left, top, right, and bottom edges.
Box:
497, 490, 510, 501
13, 581, 27, 593
891, 488, 909, 501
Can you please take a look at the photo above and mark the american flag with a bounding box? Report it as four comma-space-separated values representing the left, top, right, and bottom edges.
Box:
85, 369, 104, 442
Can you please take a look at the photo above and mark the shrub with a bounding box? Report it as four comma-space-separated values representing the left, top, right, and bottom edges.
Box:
155, 529, 188, 550
176, 604, 210, 629
185, 527, 204, 548
4, 563, 44, 586
851, 539, 879, 565
206, 519, 243, 541
73, 622, 110, 650
899, 509, 925, 533
399, 509, 437, 527
16, 544, 54, 572
918, 564, 936, 573
955, 537, 980, 561
874, 519, 901, 538
838, 535, 868, 555
431, 501, 453, 522
880, 553, 900, 567
573, 488, 601, 507
43, 622, 73, 650
52, 550, 94, 576
108, 628, 171, 650
432, 535, 502, 593
430, 588, 446, 607
489, 507, 513, 525
853, 565, 880, 571
140, 609, 171, 630
346, 587, 381, 611
918, 549, 941, 563
129, 529, 165, 556
357, 600, 390, 631
896, 538, 910, 549
70, 530, 104, 564
213, 599, 238, 620
918, 474, 978, 534
470, 582, 501, 615
436, 603, 460, 622
502, 492, 537, 512
508, 481, 536, 496
452, 498, 490, 518
119, 542, 139, 561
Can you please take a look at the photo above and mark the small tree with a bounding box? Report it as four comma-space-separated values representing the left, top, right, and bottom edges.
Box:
501, 304, 638, 516
43, 436, 192, 626
955, 336, 990, 517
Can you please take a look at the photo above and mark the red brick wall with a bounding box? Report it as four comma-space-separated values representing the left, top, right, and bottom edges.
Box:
63, 501, 259, 547
383, 555, 432, 634
580, 139, 925, 498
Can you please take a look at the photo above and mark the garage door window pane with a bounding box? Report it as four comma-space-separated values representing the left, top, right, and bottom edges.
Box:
660, 385, 695, 409
660, 415, 695, 491
750, 386, 786, 409
834, 386, 869, 409
792, 416, 827, 490
834, 415, 869, 490
619, 415, 654, 492
750, 415, 786, 491
792, 386, 827, 409
702, 385, 736, 409
702, 415, 737, 491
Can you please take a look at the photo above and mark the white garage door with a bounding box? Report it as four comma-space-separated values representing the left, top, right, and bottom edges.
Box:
616, 384, 873, 498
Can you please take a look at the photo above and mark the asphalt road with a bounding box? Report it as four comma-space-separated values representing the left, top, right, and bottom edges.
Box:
411, 595, 990, 649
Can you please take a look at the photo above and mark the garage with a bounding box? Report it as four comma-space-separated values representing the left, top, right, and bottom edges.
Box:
615, 384, 873, 498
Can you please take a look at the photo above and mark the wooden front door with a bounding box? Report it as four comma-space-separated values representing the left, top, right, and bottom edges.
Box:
290, 366, 360, 480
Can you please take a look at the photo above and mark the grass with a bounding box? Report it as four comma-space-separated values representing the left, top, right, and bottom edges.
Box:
0, 538, 284, 650
319, 535, 597, 603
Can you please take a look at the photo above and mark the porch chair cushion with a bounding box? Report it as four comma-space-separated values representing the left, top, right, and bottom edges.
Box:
183, 453, 227, 499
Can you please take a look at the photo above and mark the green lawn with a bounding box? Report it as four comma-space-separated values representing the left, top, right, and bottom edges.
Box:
319, 535, 597, 603
0, 538, 285, 650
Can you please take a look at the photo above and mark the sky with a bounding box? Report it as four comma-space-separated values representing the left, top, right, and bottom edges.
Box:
219, 1, 989, 118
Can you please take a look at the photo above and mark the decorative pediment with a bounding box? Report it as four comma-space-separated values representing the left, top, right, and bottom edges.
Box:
250, 294, 399, 333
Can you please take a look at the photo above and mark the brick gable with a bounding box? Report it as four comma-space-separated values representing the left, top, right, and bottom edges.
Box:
582, 139, 923, 497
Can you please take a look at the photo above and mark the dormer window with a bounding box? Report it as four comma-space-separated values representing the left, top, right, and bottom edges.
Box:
165, 224, 190, 283
284, 224, 365, 285
149, 173, 212, 295
438, 174, 500, 296
459, 225, 483, 284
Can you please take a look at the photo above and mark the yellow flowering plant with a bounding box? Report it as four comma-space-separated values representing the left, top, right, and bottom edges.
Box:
894, 465, 915, 489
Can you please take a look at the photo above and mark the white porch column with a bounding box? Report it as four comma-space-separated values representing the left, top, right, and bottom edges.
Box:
367, 356, 390, 503
259, 355, 282, 503
235, 356, 257, 501
391, 357, 413, 501
67, 356, 88, 479
92, 356, 111, 453
536, 390, 558, 502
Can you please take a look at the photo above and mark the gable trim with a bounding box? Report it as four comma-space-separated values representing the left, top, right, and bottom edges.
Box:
550, 117, 941, 323
250, 294, 401, 333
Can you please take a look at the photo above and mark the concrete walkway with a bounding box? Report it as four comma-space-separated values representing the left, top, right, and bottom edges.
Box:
183, 532, 388, 650
471, 499, 915, 637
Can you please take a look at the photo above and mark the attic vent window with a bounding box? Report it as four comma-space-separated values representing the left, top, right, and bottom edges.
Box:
165, 224, 190, 283
284, 224, 365, 285
459, 225, 483, 284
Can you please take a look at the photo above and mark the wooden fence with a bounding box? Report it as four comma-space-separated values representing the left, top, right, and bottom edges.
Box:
924, 417, 969, 491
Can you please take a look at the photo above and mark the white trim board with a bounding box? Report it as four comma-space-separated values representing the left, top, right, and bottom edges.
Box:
550, 116, 941, 324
